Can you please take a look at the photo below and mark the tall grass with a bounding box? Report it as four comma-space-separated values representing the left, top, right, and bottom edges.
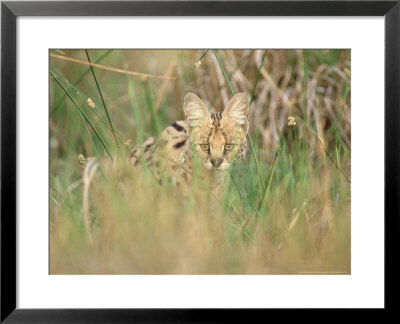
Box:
50, 49, 350, 274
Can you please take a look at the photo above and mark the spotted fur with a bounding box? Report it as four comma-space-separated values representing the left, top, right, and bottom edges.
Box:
130, 92, 249, 188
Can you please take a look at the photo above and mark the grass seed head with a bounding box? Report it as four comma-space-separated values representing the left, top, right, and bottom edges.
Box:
87, 97, 96, 109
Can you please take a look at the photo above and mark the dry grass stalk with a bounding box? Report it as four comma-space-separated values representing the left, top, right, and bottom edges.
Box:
50, 53, 177, 80
154, 62, 177, 112
82, 159, 99, 245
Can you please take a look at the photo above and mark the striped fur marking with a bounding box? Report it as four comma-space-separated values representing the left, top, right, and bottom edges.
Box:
171, 122, 185, 132
174, 139, 187, 149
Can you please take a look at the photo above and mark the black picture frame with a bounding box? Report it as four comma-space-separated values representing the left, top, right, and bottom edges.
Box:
1, 0, 399, 322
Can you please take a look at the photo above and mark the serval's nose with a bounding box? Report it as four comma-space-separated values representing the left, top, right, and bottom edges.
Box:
210, 158, 223, 168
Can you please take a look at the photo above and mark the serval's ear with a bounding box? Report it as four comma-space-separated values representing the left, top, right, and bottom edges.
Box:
183, 92, 211, 133
222, 92, 249, 134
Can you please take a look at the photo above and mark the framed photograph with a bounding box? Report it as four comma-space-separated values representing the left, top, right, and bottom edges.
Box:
1, 0, 399, 321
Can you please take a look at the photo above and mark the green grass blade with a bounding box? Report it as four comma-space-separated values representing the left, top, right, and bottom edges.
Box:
52, 66, 131, 154
127, 76, 144, 144
50, 71, 113, 160
77, 108, 101, 156
85, 50, 120, 151
211, 49, 234, 95
143, 80, 162, 134
247, 135, 265, 190
51, 49, 112, 114
230, 172, 244, 204
257, 152, 278, 212
248, 50, 268, 190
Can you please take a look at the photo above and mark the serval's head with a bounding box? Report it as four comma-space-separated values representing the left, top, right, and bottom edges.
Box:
184, 92, 249, 171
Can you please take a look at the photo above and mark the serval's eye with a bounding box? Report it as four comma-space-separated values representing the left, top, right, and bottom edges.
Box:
225, 144, 234, 151
200, 144, 210, 151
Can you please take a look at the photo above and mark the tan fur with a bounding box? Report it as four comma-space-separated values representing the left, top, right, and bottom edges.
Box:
130, 92, 249, 191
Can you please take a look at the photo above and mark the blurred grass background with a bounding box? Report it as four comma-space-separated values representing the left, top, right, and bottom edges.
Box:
49, 49, 351, 274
